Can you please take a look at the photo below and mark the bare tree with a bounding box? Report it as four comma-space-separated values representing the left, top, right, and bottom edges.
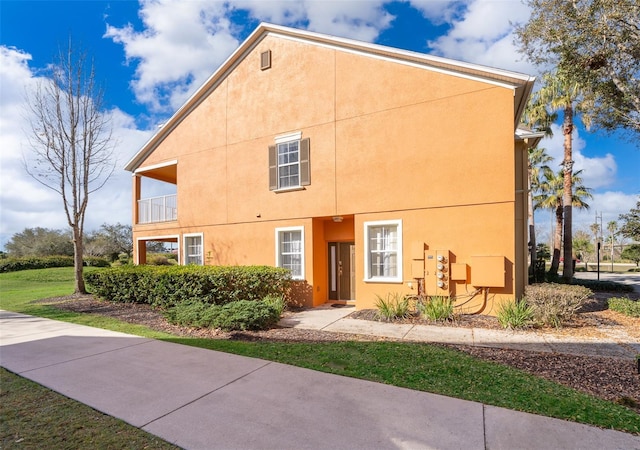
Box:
24, 40, 115, 293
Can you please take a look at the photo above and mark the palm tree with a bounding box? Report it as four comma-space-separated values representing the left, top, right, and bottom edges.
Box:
534, 70, 590, 280
521, 101, 555, 279
534, 169, 592, 276
527, 147, 553, 275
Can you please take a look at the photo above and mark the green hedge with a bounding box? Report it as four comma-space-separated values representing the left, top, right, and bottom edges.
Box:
84, 265, 292, 308
0, 256, 110, 272
608, 297, 640, 318
570, 279, 634, 292
165, 299, 281, 331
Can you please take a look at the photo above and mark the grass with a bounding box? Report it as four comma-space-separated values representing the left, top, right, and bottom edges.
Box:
1, 267, 639, 437
0, 368, 179, 449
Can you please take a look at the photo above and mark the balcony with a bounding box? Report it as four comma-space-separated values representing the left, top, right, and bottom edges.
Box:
138, 194, 177, 224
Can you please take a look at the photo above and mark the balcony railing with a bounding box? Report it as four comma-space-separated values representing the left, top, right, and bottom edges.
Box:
138, 194, 177, 224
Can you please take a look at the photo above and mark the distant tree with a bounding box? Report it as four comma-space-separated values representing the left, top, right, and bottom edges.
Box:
607, 220, 618, 270
24, 39, 115, 294
516, 0, 640, 137
619, 199, 640, 242
536, 242, 551, 261
621, 244, 640, 267
573, 230, 594, 270
85, 223, 132, 261
5, 227, 73, 257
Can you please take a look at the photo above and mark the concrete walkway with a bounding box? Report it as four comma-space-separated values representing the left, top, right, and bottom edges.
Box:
1, 310, 639, 449
279, 304, 640, 360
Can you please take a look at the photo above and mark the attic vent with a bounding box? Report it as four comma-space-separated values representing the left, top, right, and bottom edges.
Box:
260, 50, 271, 70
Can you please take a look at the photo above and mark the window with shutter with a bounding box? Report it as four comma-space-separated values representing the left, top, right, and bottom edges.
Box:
269, 134, 310, 191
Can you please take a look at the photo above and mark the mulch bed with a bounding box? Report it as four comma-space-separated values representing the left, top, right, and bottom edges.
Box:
38, 293, 640, 414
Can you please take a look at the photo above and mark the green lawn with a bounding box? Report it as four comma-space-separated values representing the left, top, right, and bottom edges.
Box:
1, 267, 639, 436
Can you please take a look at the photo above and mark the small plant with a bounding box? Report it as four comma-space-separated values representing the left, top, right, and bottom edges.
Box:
497, 299, 534, 329
608, 297, 640, 318
418, 295, 454, 322
263, 293, 287, 317
525, 283, 592, 328
375, 292, 410, 321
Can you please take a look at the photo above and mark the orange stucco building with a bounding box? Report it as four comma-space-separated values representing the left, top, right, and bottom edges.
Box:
125, 23, 541, 314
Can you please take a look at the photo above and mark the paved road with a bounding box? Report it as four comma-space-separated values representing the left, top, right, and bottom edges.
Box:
574, 271, 640, 293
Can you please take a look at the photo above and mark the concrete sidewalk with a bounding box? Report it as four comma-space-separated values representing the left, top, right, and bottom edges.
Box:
279, 304, 640, 359
1, 310, 638, 449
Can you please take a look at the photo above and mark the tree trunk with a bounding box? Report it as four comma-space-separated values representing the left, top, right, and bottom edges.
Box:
527, 159, 536, 280
550, 205, 563, 276
72, 226, 86, 294
562, 105, 574, 280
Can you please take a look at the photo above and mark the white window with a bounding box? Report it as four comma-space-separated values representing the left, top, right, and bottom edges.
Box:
275, 226, 305, 279
277, 140, 300, 188
364, 220, 402, 282
183, 233, 203, 265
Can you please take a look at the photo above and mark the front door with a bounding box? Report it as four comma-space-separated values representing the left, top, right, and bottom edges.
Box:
328, 242, 355, 301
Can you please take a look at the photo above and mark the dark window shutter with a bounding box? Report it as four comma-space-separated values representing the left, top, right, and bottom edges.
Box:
268, 145, 277, 190
300, 138, 310, 186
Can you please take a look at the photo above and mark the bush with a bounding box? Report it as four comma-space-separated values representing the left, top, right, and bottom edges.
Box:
0, 255, 110, 272
418, 295, 454, 322
263, 294, 287, 317
497, 299, 534, 329
608, 297, 640, 318
525, 283, 592, 328
147, 254, 177, 266
215, 300, 281, 331
84, 265, 292, 308
570, 279, 633, 293
83, 257, 111, 268
165, 300, 280, 331
375, 293, 410, 321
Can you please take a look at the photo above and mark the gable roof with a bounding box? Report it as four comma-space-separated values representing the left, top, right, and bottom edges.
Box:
126, 22, 536, 172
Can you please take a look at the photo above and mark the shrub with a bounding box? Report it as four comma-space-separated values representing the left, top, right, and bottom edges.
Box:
215, 300, 281, 331
0, 255, 109, 272
525, 283, 592, 328
165, 300, 280, 331
570, 279, 633, 293
84, 265, 292, 308
83, 257, 111, 268
164, 299, 218, 328
418, 295, 454, 322
497, 299, 534, 329
263, 294, 287, 317
608, 297, 640, 318
375, 293, 410, 321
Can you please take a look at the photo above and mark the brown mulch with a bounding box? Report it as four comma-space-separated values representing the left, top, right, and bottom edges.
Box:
39, 292, 640, 414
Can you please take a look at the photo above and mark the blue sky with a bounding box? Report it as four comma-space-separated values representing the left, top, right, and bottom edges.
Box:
1, 0, 638, 249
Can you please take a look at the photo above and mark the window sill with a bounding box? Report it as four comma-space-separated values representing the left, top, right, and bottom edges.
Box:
273, 186, 306, 194
364, 277, 403, 283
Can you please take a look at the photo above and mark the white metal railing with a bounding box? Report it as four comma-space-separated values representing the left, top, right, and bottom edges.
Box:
137, 194, 177, 224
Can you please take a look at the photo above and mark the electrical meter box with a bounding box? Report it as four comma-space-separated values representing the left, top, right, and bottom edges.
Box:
425, 250, 450, 296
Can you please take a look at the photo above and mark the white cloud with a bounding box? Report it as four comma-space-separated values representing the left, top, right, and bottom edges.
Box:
573, 191, 638, 232
105, 0, 240, 112
0, 45, 154, 249
104, 0, 394, 112
425, 0, 535, 74
538, 124, 617, 190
